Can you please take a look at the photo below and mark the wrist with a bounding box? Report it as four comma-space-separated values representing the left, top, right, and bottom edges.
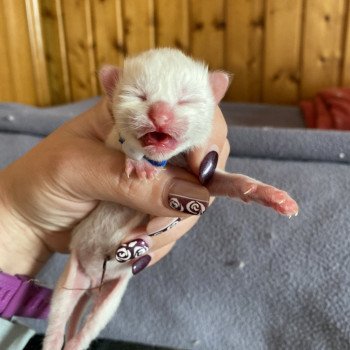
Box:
0, 170, 52, 277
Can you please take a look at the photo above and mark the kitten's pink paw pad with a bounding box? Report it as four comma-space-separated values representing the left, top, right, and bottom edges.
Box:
125, 159, 159, 180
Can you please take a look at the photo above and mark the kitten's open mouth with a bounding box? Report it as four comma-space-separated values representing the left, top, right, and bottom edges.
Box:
139, 132, 178, 150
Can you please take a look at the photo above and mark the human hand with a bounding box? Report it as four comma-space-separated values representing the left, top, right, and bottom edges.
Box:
0, 98, 229, 276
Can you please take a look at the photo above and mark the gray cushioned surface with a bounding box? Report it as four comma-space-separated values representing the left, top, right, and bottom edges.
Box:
1, 99, 349, 350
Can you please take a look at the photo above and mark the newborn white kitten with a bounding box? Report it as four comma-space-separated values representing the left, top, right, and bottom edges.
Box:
43, 48, 298, 350
104, 48, 229, 179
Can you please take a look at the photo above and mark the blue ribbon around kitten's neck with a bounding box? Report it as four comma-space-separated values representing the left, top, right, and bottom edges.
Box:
119, 135, 167, 167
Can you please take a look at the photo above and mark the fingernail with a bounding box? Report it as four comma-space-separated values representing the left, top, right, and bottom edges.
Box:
132, 255, 151, 275
147, 217, 182, 237
199, 149, 219, 185
115, 239, 149, 263
167, 179, 210, 215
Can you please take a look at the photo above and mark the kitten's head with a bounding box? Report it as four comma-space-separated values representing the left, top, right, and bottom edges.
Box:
99, 48, 229, 161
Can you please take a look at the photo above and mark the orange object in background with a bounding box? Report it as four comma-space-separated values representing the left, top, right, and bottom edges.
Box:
300, 88, 350, 130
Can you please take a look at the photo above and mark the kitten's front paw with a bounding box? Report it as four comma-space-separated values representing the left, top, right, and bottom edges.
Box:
125, 158, 159, 180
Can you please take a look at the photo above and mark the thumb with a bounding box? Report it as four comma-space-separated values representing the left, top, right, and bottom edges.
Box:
64, 99, 211, 218
186, 106, 227, 184
75, 142, 210, 218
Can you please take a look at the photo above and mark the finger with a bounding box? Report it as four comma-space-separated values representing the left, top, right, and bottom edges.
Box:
113, 142, 231, 270
67, 97, 114, 142
113, 214, 199, 265
207, 170, 299, 217
119, 139, 230, 262
114, 140, 230, 254
148, 241, 176, 267
129, 241, 176, 275
186, 106, 228, 184
217, 139, 230, 170
148, 215, 199, 249
56, 136, 210, 218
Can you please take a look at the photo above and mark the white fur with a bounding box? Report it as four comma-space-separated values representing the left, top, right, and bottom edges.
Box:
43, 48, 225, 350
114, 48, 216, 161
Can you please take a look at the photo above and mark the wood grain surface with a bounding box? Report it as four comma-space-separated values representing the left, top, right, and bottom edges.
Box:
1, 0, 350, 105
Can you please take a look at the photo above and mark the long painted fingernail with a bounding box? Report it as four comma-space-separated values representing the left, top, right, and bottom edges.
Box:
115, 239, 149, 263
132, 255, 151, 275
199, 149, 219, 185
167, 179, 209, 215
147, 217, 181, 237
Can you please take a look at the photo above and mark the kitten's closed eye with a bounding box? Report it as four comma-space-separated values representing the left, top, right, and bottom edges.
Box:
177, 98, 202, 105
120, 89, 147, 101
137, 94, 147, 101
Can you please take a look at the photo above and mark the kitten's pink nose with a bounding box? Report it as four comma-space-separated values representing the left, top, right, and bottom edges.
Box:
148, 101, 174, 128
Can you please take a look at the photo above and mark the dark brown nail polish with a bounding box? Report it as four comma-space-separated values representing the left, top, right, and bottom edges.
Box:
167, 179, 209, 215
115, 239, 149, 263
148, 217, 182, 237
132, 255, 151, 275
199, 150, 218, 185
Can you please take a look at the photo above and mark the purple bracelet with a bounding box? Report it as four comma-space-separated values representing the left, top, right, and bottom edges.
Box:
0, 271, 52, 319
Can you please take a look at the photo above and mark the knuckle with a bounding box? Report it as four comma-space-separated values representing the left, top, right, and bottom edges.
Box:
46, 144, 87, 187
116, 172, 151, 203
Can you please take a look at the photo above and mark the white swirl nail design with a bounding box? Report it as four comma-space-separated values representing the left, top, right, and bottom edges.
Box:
115, 239, 149, 263
169, 197, 184, 211
115, 247, 132, 262
149, 218, 181, 237
186, 200, 206, 215
168, 195, 207, 215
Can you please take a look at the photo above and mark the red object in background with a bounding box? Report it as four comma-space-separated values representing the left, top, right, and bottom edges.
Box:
300, 88, 350, 130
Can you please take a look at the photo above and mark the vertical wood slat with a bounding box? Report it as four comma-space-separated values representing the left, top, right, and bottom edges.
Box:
225, 0, 265, 102
189, 0, 225, 70
263, 0, 302, 104
61, 0, 97, 101
25, 0, 51, 105
1, 0, 37, 104
341, 1, 350, 86
0, 1, 14, 101
2, 1, 350, 105
155, 0, 189, 53
40, 0, 71, 104
301, 0, 346, 99
91, 0, 124, 70
122, 0, 155, 55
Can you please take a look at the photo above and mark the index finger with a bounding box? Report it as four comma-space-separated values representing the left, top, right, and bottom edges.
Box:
186, 106, 228, 183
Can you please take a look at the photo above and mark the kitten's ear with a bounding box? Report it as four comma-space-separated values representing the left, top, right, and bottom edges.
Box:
99, 65, 122, 99
209, 71, 231, 103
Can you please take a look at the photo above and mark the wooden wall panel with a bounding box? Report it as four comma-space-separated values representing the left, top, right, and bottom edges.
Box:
122, 0, 155, 55
225, 0, 265, 102
25, 0, 50, 105
341, 2, 350, 87
301, 0, 346, 99
0, 1, 14, 101
92, 0, 124, 68
1, 0, 37, 104
91, 0, 124, 94
190, 0, 225, 70
155, 0, 189, 52
263, 0, 302, 104
1, 0, 350, 106
40, 0, 71, 104
61, 0, 97, 101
